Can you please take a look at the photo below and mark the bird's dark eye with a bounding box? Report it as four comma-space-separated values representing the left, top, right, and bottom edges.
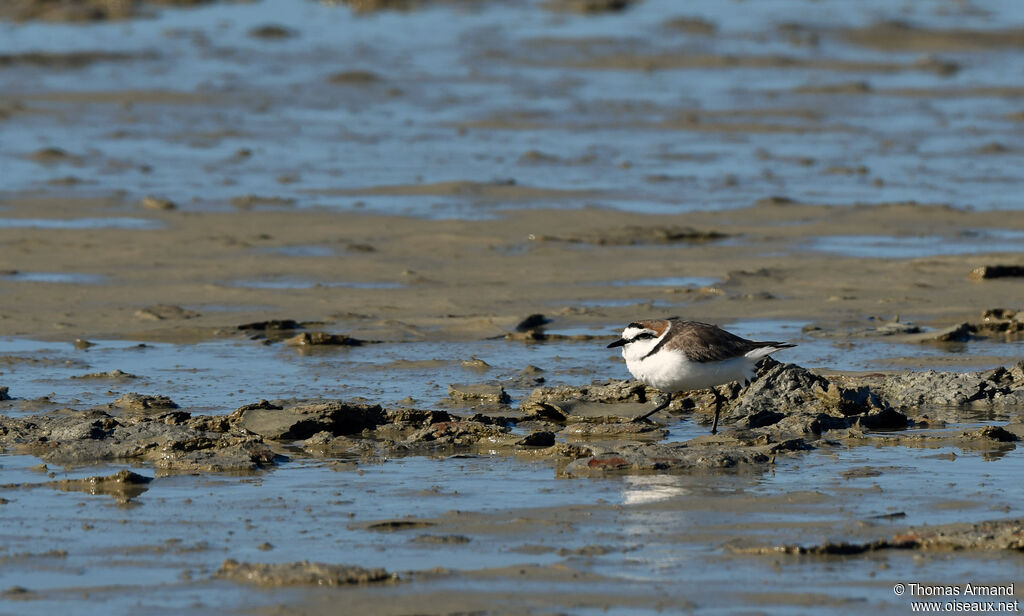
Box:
632, 332, 656, 341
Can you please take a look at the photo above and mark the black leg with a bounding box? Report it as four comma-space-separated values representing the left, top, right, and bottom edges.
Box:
631, 393, 671, 423
710, 387, 725, 435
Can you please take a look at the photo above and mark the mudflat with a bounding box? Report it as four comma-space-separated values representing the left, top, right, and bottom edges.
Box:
2, 195, 1023, 343
1, 1, 1023, 614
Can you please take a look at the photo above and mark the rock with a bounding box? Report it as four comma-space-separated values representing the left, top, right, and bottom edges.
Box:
302, 432, 383, 459
460, 358, 491, 371
248, 24, 296, 39
532, 226, 727, 246
904, 322, 976, 343
215, 559, 396, 587
154, 441, 280, 473
977, 142, 1008, 154
913, 56, 959, 76
411, 534, 471, 544
1, 586, 32, 598
4, 0, 135, 21
385, 408, 452, 426
559, 422, 665, 438
857, 407, 909, 431
134, 305, 199, 321
50, 470, 152, 501
28, 147, 74, 162
520, 401, 567, 422
330, 0, 421, 14
237, 320, 300, 331
71, 369, 139, 380
975, 308, 1024, 337
373, 408, 457, 442
228, 195, 296, 209
284, 332, 364, 347
504, 330, 603, 342
403, 420, 511, 446
467, 413, 518, 427
823, 165, 869, 175
516, 431, 556, 447
505, 365, 546, 388
47, 417, 111, 441
557, 545, 614, 557
562, 435, 809, 476
140, 195, 176, 211
515, 314, 551, 332
229, 399, 385, 440
518, 149, 561, 164
1002, 423, 1024, 440
877, 365, 1024, 409
754, 196, 798, 207
981, 308, 1017, 321
721, 360, 901, 435
0, 386, 9, 401
524, 380, 647, 405
111, 393, 179, 412
328, 70, 381, 84
542, 0, 635, 14
0, 407, 283, 473
447, 384, 510, 405
234, 400, 283, 412
794, 82, 871, 95
969, 265, 1024, 281
839, 466, 885, 480
363, 520, 435, 531
965, 426, 1019, 443
872, 322, 922, 336
665, 16, 716, 35
737, 517, 1024, 554
6, 2, 218, 22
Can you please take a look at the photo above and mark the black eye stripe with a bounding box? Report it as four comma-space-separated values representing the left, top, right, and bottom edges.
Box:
631, 332, 656, 341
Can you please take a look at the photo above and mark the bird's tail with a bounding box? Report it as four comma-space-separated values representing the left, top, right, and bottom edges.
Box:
744, 342, 796, 359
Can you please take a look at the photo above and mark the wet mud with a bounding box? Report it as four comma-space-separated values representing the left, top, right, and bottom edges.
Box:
737, 517, 1024, 555
3, 0, 1024, 613
215, 559, 397, 587
1, 0, 215, 22
7, 358, 1021, 477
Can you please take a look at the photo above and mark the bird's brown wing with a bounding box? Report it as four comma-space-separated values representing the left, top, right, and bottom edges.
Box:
662, 320, 788, 363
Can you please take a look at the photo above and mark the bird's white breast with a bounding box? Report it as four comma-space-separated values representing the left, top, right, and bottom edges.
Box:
623, 348, 757, 392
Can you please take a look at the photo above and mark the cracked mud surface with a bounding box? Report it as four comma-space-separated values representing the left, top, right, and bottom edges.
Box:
2, 0, 1024, 614
4, 359, 1022, 478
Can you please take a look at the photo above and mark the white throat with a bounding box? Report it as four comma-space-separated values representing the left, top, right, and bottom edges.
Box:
619, 325, 669, 364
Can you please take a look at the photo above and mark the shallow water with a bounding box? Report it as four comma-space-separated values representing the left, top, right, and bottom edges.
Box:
1, 324, 1020, 415
262, 245, 339, 258
228, 278, 406, 290
1, 330, 1022, 612
1, 272, 108, 284
0, 217, 162, 230
805, 231, 1024, 259
3, 0, 1024, 219
1, 423, 1021, 615
3, 0, 1024, 613
607, 276, 719, 288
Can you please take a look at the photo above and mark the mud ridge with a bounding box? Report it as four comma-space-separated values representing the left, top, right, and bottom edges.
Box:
214, 559, 398, 587
735, 517, 1024, 555
2, 361, 1021, 478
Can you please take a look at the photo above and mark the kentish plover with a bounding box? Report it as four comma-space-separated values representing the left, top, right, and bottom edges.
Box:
608, 318, 795, 433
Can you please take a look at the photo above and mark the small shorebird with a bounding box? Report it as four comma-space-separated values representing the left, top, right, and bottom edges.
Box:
608, 318, 795, 433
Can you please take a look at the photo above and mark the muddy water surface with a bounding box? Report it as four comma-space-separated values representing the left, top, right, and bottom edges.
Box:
2, 0, 1024, 614
2, 428, 1021, 615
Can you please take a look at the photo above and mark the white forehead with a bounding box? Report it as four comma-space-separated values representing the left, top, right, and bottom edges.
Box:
622, 325, 653, 339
